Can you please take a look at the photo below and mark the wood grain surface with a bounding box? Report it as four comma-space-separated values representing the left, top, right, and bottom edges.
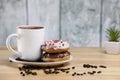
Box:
0, 47, 120, 80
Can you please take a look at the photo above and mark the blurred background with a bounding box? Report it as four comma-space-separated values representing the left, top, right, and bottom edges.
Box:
0, 0, 120, 47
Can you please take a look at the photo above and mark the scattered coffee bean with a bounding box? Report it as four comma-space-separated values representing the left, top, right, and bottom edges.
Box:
83, 64, 86, 68
86, 64, 90, 68
9, 60, 12, 62
90, 73, 94, 75
77, 73, 80, 75
66, 71, 69, 74
28, 71, 32, 74
55, 71, 59, 74
99, 65, 107, 68
22, 74, 25, 76
61, 69, 65, 72
19, 67, 22, 71
83, 72, 86, 74
87, 72, 91, 74
93, 71, 96, 73
32, 72, 37, 75
72, 67, 75, 69
73, 72, 76, 75
94, 66, 97, 68
90, 65, 94, 68
97, 71, 102, 74
72, 74, 75, 76
20, 72, 23, 74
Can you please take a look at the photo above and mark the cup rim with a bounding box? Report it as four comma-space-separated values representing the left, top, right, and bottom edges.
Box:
17, 25, 44, 29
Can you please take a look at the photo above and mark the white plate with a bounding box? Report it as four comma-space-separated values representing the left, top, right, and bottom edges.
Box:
9, 55, 73, 66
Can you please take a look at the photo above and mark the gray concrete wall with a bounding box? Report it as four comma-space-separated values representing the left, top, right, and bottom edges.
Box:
0, 0, 26, 46
0, 0, 120, 47
61, 0, 101, 47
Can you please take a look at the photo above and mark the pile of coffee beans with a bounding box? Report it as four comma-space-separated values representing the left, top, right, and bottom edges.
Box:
17, 64, 107, 77
43, 67, 71, 74
83, 64, 97, 68
18, 65, 39, 76
71, 70, 102, 76
83, 64, 107, 69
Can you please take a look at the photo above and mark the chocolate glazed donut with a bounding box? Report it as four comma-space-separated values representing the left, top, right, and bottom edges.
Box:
42, 51, 70, 62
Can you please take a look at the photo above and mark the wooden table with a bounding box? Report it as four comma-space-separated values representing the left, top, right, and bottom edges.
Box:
0, 47, 120, 80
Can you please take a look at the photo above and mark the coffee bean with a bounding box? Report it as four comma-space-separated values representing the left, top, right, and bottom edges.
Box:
86, 64, 90, 68
22, 74, 25, 76
94, 66, 97, 68
97, 71, 102, 74
83, 72, 86, 74
72, 67, 75, 69
83, 64, 86, 68
44, 70, 49, 74
72, 74, 75, 76
52, 71, 55, 74
91, 66, 94, 68
90, 73, 94, 75
67, 68, 70, 70
22, 66, 26, 69
19, 67, 22, 71
29, 71, 32, 74
93, 71, 96, 73
55, 71, 59, 74
20, 72, 23, 74
77, 73, 80, 75
73, 72, 76, 75
66, 71, 69, 74
63, 68, 70, 70
61, 69, 65, 72
32, 72, 37, 75
9, 60, 12, 62
99, 65, 107, 68
87, 72, 91, 74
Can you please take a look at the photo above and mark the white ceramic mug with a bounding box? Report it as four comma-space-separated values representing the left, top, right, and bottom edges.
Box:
6, 25, 44, 61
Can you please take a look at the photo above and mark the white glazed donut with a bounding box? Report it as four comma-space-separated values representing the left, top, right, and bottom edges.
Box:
42, 40, 70, 53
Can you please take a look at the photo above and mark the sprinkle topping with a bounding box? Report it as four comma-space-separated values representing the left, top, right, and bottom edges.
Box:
42, 40, 69, 50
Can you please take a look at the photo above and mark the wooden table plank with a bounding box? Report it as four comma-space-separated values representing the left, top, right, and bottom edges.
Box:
0, 47, 120, 80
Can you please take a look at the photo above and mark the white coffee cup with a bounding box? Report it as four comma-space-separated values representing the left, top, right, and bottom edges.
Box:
6, 25, 44, 61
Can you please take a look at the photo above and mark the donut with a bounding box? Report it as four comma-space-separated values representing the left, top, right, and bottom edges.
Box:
42, 51, 70, 62
42, 40, 70, 53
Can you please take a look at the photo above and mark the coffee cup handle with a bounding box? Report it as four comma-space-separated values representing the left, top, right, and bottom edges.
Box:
6, 34, 22, 57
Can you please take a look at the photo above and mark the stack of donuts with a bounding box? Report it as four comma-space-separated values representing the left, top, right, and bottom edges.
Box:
41, 40, 70, 62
